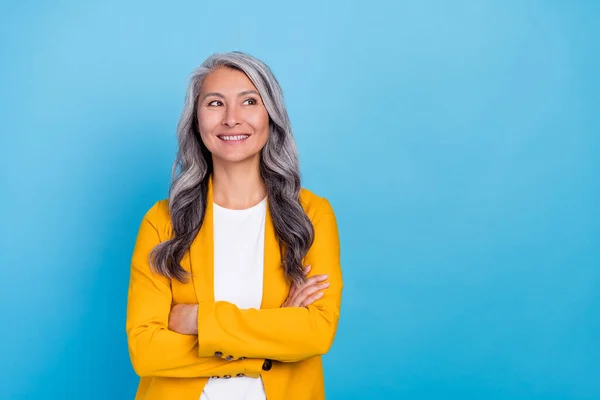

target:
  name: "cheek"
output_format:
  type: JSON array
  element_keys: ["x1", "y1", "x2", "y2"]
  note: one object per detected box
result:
[
  {"x1": 248, "y1": 109, "x2": 270, "y2": 134},
  {"x1": 197, "y1": 110, "x2": 220, "y2": 143}
]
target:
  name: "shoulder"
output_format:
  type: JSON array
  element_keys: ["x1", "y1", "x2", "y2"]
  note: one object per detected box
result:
[
  {"x1": 141, "y1": 199, "x2": 172, "y2": 236},
  {"x1": 299, "y1": 188, "x2": 336, "y2": 222}
]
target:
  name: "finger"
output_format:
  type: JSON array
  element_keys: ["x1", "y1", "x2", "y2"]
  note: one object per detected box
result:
[
  {"x1": 290, "y1": 282, "x2": 328, "y2": 308},
  {"x1": 297, "y1": 281, "x2": 329, "y2": 300},
  {"x1": 288, "y1": 279, "x2": 316, "y2": 307},
  {"x1": 304, "y1": 274, "x2": 329, "y2": 286},
  {"x1": 286, "y1": 271, "x2": 323, "y2": 307},
  {"x1": 288, "y1": 281, "x2": 298, "y2": 298},
  {"x1": 300, "y1": 291, "x2": 325, "y2": 307},
  {"x1": 289, "y1": 276, "x2": 326, "y2": 306},
  {"x1": 293, "y1": 268, "x2": 319, "y2": 295},
  {"x1": 291, "y1": 268, "x2": 312, "y2": 292},
  {"x1": 284, "y1": 282, "x2": 300, "y2": 307}
]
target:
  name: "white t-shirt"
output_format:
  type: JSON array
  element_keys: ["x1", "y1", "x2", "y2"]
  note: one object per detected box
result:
[{"x1": 200, "y1": 197, "x2": 268, "y2": 400}]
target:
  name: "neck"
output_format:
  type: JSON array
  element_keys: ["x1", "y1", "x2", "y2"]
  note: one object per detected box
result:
[{"x1": 211, "y1": 156, "x2": 267, "y2": 210}]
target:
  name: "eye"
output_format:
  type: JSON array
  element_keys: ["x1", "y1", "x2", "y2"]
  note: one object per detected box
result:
[
  {"x1": 243, "y1": 97, "x2": 258, "y2": 105},
  {"x1": 207, "y1": 100, "x2": 223, "y2": 106}
]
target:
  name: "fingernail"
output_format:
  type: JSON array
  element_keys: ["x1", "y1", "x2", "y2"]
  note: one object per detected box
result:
[
  {"x1": 317, "y1": 292, "x2": 324, "y2": 297},
  {"x1": 322, "y1": 282, "x2": 330, "y2": 287}
]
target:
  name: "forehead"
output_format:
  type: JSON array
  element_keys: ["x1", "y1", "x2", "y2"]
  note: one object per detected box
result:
[{"x1": 201, "y1": 67, "x2": 258, "y2": 94}]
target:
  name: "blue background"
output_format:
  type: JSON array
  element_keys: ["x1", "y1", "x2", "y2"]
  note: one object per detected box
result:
[{"x1": 1, "y1": 0, "x2": 599, "y2": 399}]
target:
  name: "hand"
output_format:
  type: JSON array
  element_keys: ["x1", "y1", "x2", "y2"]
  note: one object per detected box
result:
[
  {"x1": 168, "y1": 304, "x2": 198, "y2": 335},
  {"x1": 281, "y1": 265, "x2": 329, "y2": 308}
]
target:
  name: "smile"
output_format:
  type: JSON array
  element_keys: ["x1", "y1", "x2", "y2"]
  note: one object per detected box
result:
[{"x1": 218, "y1": 134, "x2": 250, "y2": 142}]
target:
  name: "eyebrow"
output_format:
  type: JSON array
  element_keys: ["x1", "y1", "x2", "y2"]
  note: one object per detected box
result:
[{"x1": 201, "y1": 90, "x2": 260, "y2": 102}]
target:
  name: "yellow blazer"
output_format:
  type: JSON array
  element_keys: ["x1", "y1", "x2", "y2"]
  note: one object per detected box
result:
[{"x1": 126, "y1": 177, "x2": 343, "y2": 400}]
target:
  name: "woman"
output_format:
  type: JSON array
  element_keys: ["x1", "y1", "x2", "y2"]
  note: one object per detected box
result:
[{"x1": 126, "y1": 51, "x2": 343, "y2": 400}]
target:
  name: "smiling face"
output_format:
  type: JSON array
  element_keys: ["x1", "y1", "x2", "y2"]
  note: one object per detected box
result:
[{"x1": 196, "y1": 67, "x2": 270, "y2": 166}]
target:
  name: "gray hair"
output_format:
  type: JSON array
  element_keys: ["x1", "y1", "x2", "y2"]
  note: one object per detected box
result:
[{"x1": 150, "y1": 51, "x2": 314, "y2": 284}]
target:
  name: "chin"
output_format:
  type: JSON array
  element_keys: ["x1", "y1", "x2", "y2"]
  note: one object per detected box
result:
[{"x1": 214, "y1": 152, "x2": 261, "y2": 165}]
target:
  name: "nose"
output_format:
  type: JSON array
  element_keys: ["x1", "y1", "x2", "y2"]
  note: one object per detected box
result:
[{"x1": 222, "y1": 105, "x2": 241, "y2": 128}]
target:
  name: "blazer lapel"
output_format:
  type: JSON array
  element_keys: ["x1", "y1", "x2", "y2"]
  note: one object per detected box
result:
[
  {"x1": 189, "y1": 176, "x2": 215, "y2": 303},
  {"x1": 261, "y1": 200, "x2": 287, "y2": 308}
]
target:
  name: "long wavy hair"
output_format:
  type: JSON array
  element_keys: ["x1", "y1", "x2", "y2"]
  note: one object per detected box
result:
[{"x1": 150, "y1": 51, "x2": 314, "y2": 285}]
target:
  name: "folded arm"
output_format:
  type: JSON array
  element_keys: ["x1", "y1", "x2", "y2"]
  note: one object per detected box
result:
[
  {"x1": 197, "y1": 199, "x2": 343, "y2": 363},
  {"x1": 126, "y1": 207, "x2": 265, "y2": 378}
]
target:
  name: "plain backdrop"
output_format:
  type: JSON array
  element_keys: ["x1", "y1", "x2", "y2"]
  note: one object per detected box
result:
[{"x1": 1, "y1": 0, "x2": 599, "y2": 399}]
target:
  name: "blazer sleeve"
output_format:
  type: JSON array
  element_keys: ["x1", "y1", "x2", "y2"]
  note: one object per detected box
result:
[
  {"x1": 196, "y1": 198, "x2": 343, "y2": 363},
  {"x1": 126, "y1": 204, "x2": 265, "y2": 378}
]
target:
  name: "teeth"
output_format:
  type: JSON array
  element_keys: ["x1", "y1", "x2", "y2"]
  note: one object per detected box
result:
[{"x1": 220, "y1": 135, "x2": 249, "y2": 141}]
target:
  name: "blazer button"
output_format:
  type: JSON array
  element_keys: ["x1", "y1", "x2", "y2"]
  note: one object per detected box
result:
[
  {"x1": 211, "y1": 376, "x2": 220, "y2": 379},
  {"x1": 214, "y1": 351, "x2": 223, "y2": 357},
  {"x1": 236, "y1": 373, "x2": 244, "y2": 377},
  {"x1": 223, "y1": 375, "x2": 231, "y2": 379},
  {"x1": 239, "y1": 357, "x2": 246, "y2": 360},
  {"x1": 262, "y1": 359, "x2": 272, "y2": 371},
  {"x1": 225, "y1": 355, "x2": 233, "y2": 360}
]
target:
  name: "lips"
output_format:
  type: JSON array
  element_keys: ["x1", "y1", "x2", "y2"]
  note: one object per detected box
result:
[{"x1": 217, "y1": 134, "x2": 250, "y2": 142}]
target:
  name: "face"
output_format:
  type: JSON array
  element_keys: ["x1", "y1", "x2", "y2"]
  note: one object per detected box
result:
[{"x1": 196, "y1": 67, "x2": 270, "y2": 165}]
